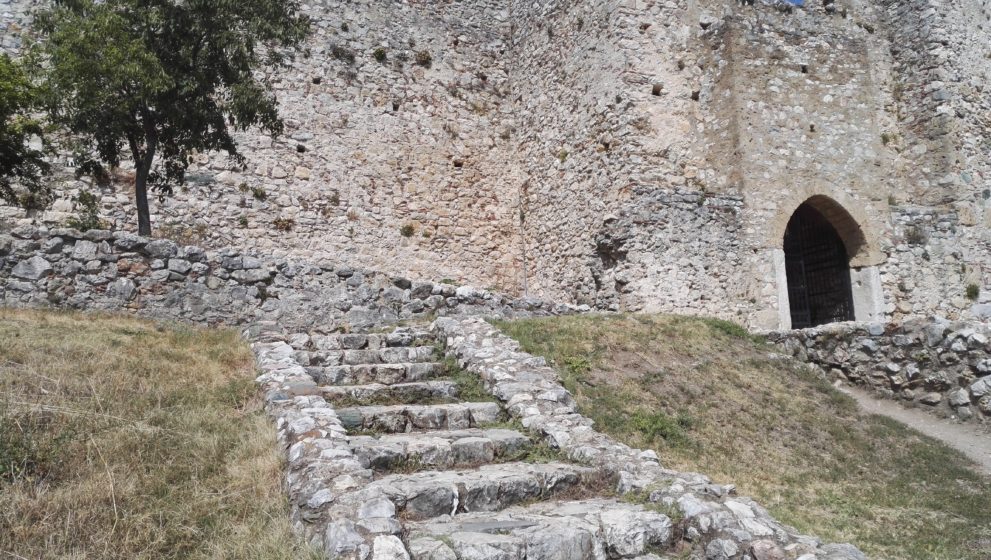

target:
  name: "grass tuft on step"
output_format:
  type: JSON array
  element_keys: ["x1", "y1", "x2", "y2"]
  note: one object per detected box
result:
[
  {"x1": 494, "y1": 313, "x2": 991, "y2": 560},
  {"x1": 0, "y1": 308, "x2": 319, "y2": 560}
]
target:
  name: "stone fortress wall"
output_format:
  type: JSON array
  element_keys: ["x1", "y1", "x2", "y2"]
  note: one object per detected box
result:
[{"x1": 2, "y1": 0, "x2": 991, "y2": 329}]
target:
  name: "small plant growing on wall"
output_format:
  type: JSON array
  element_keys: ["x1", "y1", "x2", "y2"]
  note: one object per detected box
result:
[
  {"x1": 414, "y1": 50, "x2": 432, "y2": 68},
  {"x1": 331, "y1": 44, "x2": 356, "y2": 64},
  {"x1": 904, "y1": 225, "x2": 927, "y2": 246},
  {"x1": 373, "y1": 47, "x2": 387, "y2": 63},
  {"x1": 238, "y1": 215, "x2": 248, "y2": 227},
  {"x1": 966, "y1": 284, "x2": 980, "y2": 301},
  {"x1": 399, "y1": 223, "x2": 416, "y2": 237},
  {"x1": 66, "y1": 190, "x2": 104, "y2": 231},
  {"x1": 251, "y1": 185, "x2": 267, "y2": 201},
  {"x1": 273, "y1": 217, "x2": 294, "y2": 232}
]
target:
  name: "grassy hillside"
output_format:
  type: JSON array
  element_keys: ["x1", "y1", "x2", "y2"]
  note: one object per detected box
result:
[
  {"x1": 0, "y1": 309, "x2": 318, "y2": 560},
  {"x1": 495, "y1": 314, "x2": 991, "y2": 560}
]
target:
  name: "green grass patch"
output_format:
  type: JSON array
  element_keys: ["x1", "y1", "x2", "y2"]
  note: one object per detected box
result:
[
  {"x1": 494, "y1": 313, "x2": 991, "y2": 560},
  {"x1": 0, "y1": 308, "x2": 319, "y2": 560},
  {"x1": 438, "y1": 354, "x2": 498, "y2": 403}
]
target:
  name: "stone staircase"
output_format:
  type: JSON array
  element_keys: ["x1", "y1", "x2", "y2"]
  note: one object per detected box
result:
[
  {"x1": 254, "y1": 320, "x2": 866, "y2": 560},
  {"x1": 273, "y1": 325, "x2": 687, "y2": 559}
]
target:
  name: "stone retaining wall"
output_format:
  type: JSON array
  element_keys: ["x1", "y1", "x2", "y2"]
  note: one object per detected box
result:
[
  {"x1": 0, "y1": 225, "x2": 571, "y2": 330},
  {"x1": 771, "y1": 320, "x2": 991, "y2": 424}
]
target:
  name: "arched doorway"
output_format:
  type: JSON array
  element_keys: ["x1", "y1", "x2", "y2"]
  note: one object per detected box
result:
[{"x1": 783, "y1": 202, "x2": 855, "y2": 328}]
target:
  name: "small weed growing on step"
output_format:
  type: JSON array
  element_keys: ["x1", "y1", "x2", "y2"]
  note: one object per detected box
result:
[
  {"x1": 438, "y1": 355, "x2": 498, "y2": 403},
  {"x1": 621, "y1": 489, "x2": 686, "y2": 523},
  {"x1": 385, "y1": 455, "x2": 426, "y2": 474}
]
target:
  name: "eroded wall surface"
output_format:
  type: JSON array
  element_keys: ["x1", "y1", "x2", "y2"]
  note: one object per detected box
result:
[
  {"x1": 2, "y1": 0, "x2": 990, "y2": 327},
  {"x1": 1, "y1": 0, "x2": 526, "y2": 291}
]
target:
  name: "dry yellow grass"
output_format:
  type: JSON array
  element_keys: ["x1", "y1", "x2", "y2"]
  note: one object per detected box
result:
[
  {"x1": 495, "y1": 313, "x2": 991, "y2": 560},
  {"x1": 0, "y1": 308, "x2": 319, "y2": 560}
]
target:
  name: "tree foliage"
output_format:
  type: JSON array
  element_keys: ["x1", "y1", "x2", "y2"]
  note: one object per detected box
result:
[
  {"x1": 0, "y1": 54, "x2": 50, "y2": 211},
  {"x1": 34, "y1": 0, "x2": 310, "y2": 235}
]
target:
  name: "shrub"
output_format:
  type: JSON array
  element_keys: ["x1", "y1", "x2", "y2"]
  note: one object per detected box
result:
[
  {"x1": 966, "y1": 284, "x2": 980, "y2": 301},
  {"x1": 905, "y1": 225, "x2": 927, "y2": 246},
  {"x1": 65, "y1": 190, "x2": 103, "y2": 232},
  {"x1": 331, "y1": 44, "x2": 356, "y2": 64},
  {"x1": 414, "y1": 50, "x2": 432, "y2": 68},
  {"x1": 272, "y1": 217, "x2": 294, "y2": 232}
]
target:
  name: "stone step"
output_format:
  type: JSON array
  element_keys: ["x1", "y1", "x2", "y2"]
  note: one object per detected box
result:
[
  {"x1": 337, "y1": 402, "x2": 503, "y2": 433},
  {"x1": 309, "y1": 329, "x2": 434, "y2": 351},
  {"x1": 321, "y1": 380, "x2": 460, "y2": 404},
  {"x1": 351, "y1": 462, "x2": 597, "y2": 522},
  {"x1": 301, "y1": 345, "x2": 438, "y2": 367},
  {"x1": 406, "y1": 499, "x2": 674, "y2": 560},
  {"x1": 308, "y1": 362, "x2": 444, "y2": 385},
  {"x1": 349, "y1": 428, "x2": 532, "y2": 470}
]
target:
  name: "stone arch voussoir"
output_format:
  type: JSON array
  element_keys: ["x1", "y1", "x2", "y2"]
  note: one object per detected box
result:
[{"x1": 770, "y1": 190, "x2": 883, "y2": 268}]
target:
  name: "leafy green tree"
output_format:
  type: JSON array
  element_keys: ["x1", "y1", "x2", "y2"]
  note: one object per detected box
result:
[
  {"x1": 34, "y1": 0, "x2": 310, "y2": 235},
  {"x1": 0, "y1": 54, "x2": 50, "y2": 212}
]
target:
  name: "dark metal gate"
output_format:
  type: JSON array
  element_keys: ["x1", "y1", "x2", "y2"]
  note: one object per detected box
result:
[{"x1": 784, "y1": 203, "x2": 854, "y2": 329}]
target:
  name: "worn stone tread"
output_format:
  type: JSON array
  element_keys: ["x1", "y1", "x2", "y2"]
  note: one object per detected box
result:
[
  {"x1": 309, "y1": 361, "x2": 444, "y2": 385},
  {"x1": 302, "y1": 345, "x2": 438, "y2": 367},
  {"x1": 349, "y1": 428, "x2": 531, "y2": 470},
  {"x1": 337, "y1": 401, "x2": 502, "y2": 432},
  {"x1": 406, "y1": 499, "x2": 674, "y2": 560},
  {"x1": 309, "y1": 330, "x2": 435, "y2": 351},
  {"x1": 321, "y1": 380, "x2": 459, "y2": 403},
  {"x1": 347, "y1": 462, "x2": 596, "y2": 521}
]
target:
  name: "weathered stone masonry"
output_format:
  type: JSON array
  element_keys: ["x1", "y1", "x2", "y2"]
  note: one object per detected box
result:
[
  {"x1": 0, "y1": 225, "x2": 568, "y2": 329},
  {"x1": 1, "y1": 0, "x2": 990, "y2": 329},
  {"x1": 772, "y1": 319, "x2": 991, "y2": 424}
]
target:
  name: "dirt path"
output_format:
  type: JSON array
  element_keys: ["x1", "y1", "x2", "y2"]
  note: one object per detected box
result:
[{"x1": 837, "y1": 384, "x2": 991, "y2": 476}]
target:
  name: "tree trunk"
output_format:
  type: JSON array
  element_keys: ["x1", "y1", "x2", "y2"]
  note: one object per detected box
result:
[
  {"x1": 130, "y1": 121, "x2": 158, "y2": 237},
  {"x1": 134, "y1": 164, "x2": 151, "y2": 236}
]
